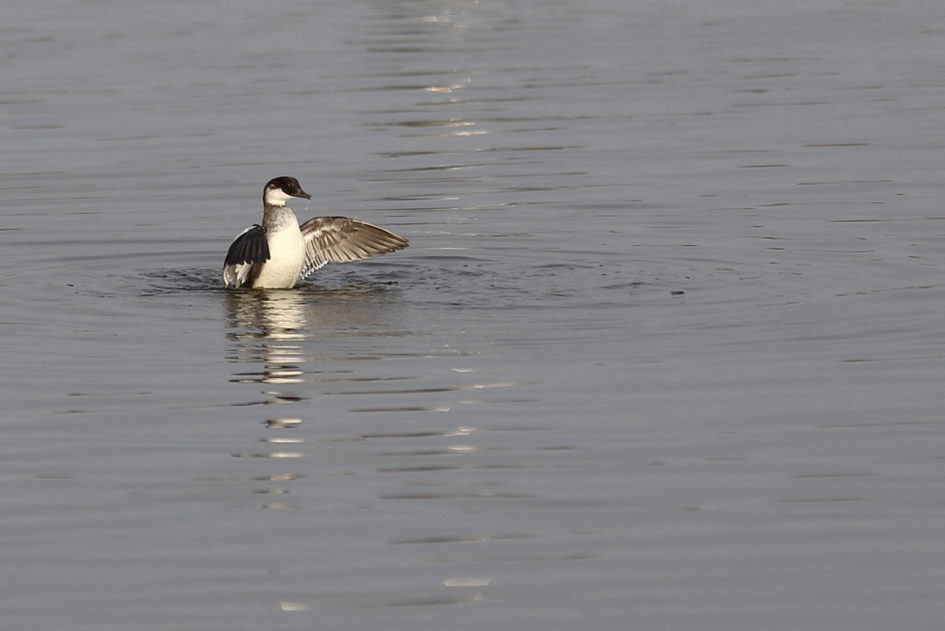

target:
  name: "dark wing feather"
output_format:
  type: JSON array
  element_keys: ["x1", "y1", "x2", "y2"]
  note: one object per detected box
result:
[
  {"x1": 223, "y1": 225, "x2": 270, "y2": 289},
  {"x1": 225, "y1": 225, "x2": 269, "y2": 266},
  {"x1": 299, "y1": 217, "x2": 408, "y2": 278}
]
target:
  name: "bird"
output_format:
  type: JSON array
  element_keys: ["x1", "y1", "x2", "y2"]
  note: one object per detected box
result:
[{"x1": 223, "y1": 176, "x2": 408, "y2": 289}]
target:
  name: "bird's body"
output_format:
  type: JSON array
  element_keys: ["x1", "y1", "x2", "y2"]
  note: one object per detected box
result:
[{"x1": 223, "y1": 176, "x2": 408, "y2": 289}]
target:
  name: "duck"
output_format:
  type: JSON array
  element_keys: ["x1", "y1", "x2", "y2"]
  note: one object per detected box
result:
[{"x1": 223, "y1": 176, "x2": 408, "y2": 289}]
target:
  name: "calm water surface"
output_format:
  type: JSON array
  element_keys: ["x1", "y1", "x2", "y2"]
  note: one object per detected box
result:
[{"x1": 2, "y1": 1, "x2": 945, "y2": 629}]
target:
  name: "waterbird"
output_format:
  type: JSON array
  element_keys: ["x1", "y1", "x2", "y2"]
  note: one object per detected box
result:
[{"x1": 223, "y1": 176, "x2": 408, "y2": 289}]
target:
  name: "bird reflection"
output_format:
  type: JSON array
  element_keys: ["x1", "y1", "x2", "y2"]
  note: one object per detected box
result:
[
  {"x1": 224, "y1": 289, "x2": 308, "y2": 344},
  {"x1": 223, "y1": 283, "x2": 404, "y2": 374}
]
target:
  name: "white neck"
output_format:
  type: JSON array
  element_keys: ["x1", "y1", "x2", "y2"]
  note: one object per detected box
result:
[{"x1": 264, "y1": 188, "x2": 293, "y2": 207}]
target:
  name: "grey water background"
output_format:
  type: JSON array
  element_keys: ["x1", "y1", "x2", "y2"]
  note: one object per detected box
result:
[{"x1": 2, "y1": 0, "x2": 944, "y2": 628}]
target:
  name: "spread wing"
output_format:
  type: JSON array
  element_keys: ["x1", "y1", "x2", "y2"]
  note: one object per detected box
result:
[
  {"x1": 223, "y1": 225, "x2": 269, "y2": 288},
  {"x1": 299, "y1": 217, "x2": 409, "y2": 278}
]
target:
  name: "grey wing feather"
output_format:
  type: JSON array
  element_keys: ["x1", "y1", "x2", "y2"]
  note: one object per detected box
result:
[
  {"x1": 299, "y1": 217, "x2": 409, "y2": 278},
  {"x1": 223, "y1": 225, "x2": 269, "y2": 288}
]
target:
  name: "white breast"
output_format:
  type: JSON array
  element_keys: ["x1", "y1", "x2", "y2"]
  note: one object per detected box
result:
[{"x1": 253, "y1": 225, "x2": 306, "y2": 289}]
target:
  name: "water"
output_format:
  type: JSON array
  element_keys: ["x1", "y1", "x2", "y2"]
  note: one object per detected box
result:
[{"x1": 2, "y1": 1, "x2": 945, "y2": 629}]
